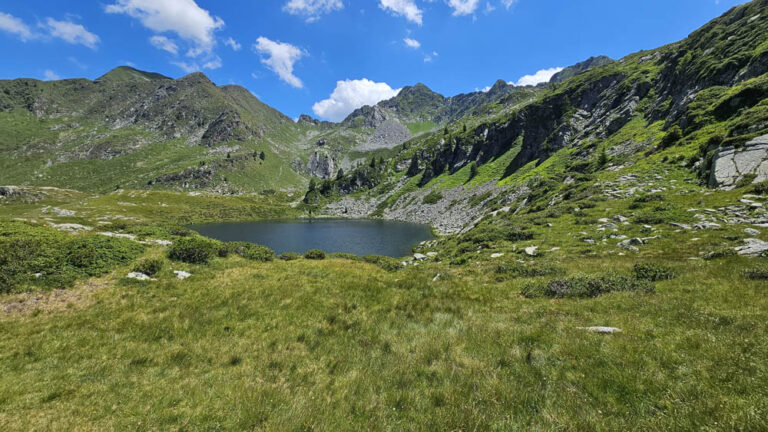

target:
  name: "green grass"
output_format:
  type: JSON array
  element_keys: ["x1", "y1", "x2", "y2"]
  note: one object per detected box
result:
[
  {"x1": 0, "y1": 249, "x2": 766, "y2": 430},
  {"x1": 406, "y1": 120, "x2": 437, "y2": 135}
]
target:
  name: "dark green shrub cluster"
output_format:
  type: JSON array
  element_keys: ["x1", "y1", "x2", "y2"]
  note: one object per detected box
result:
[
  {"x1": 633, "y1": 193, "x2": 665, "y2": 203},
  {"x1": 495, "y1": 262, "x2": 565, "y2": 280},
  {"x1": 0, "y1": 222, "x2": 144, "y2": 293},
  {"x1": 752, "y1": 181, "x2": 768, "y2": 195},
  {"x1": 133, "y1": 258, "x2": 163, "y2": 276},
  {"x1": 304, "y1": 249, "x2": 326, "y2": 260},
  {"x1": 279, "y1": 252, "x2": 300, "y2": 261},
  {"x1": 633, "y1": 263, "x2": 676, "y2": 281},
  {"x1": 422, "y1": 190, "x2": 444, "y2": 205},
  {"x1": 224, "y1": 242, "x2": 275, "y2": 262},
  {"x1": 362, "y1": 255, "x2": 402, "y2": 272},
  {"x1": 742, "y1": 267, "x2": 768, "y2": 280},
  {"x1": 521, "y1": 273, "x2": 655, "y2": 298},
  {"x1": 659, "y1": 126, "x2": 683, "y2": 149},
  {"x1": 168, "y1": 237, "x2": 219, "y2": 264}
]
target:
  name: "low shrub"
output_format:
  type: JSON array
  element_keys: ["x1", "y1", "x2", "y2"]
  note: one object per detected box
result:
[
  {"x1": 362, "y1": 255, "x2": 402, "y2": 272},
  {"x1": 521, "y1": 273, "x2": 655, "y2": 298},
  {"x1": 751, "y1": 181, "x2": 768, "y2": 195},
  {"x1": 742, "y1": 266, "x2": 768, "y2": 280},
  {"x1": 633, "y1": 263, "x2": 676, "y2": 281},
  {"x1": 168, "y1": 237, "x2": 219, "y2": 264},
  {"x1": 133, "y1": 258, "x2": 163, "y2": 276},
  {"x1": 304, "y1": 249, "x2": 326, "y2": 260},
  {"x1": 279, "y1": 252, "x2": 300, "y2": 261},
  {"x1": 0, "y1": 222, "x2": 144, "y2": 293},
  {"x1": 226, "y1": 242, "x2": 275, "y2": 262}
]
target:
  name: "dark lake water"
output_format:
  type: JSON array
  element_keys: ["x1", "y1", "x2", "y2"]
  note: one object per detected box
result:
[{"x1": 189, "y1": 219, "x2": 435, "y2": 258}]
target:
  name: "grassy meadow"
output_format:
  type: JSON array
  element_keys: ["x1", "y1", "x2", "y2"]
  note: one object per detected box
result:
[{"x1": 1, "y1": 182, "x2": 767, "y2": 431}]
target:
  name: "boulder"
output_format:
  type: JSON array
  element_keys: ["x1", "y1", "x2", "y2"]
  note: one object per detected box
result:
[
  {"x1": 709, "y1": 134, "x2": 768, "y2": 189},
  {"x1": 127, "y1": 272, "x2": 154, "y2": 281},
  {"x1": 173, "y1": 270, "x2": 192, "y2": 280},
  {"x1": 413, "y1": 253, "x2": 428, "y2": 261},
  {"x1": 524, "y1": 246, "x2": 538, "y2": 256},
  {"x1": 735, "y1": 238, "x2": 768, "y2": 257},
  {"x1": 578, "y1": 326, "x2": 622, "y2": 334}
]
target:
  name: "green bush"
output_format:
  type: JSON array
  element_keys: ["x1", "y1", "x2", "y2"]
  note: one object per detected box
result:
[
  {"x1": 65, "y1": 236, "x2": 144, "y2": 277},
  {"x1": 0, "y1": 222, "x2": 144, "y2": 293},
  {"x1": 168, "y1": 237, "x2": 219, "y2": 264},
  {"x1": 279, "y1": 252, "x2": 300, "y2": 261},
  {"x1": 133, "y1": 258, "x2": 164, "y2": 276},
  {"x1": 633, "y1": 263, "x2": 676, "y2": 281},
  {"x1": 304, "y1": 249, "x2": 326, "y2": 260},
  {"x1": 751, "y1": 181, "x2": 768, "y2": 195},
  {"x1": 521, "y1": 273, "x2": 655, "y2": 298},
  {"x1": 225, "y1": 242, "x2": 275, "y2": 262},
  {"x1": 659, "y1": 125, "x2": 683, "y2": 148},
  {"x1": 422, "y1": 190, "x2": 444, "y2": 205},
  {"x1": 362, "y1": 255, "x2": 402, "y2": 272}
]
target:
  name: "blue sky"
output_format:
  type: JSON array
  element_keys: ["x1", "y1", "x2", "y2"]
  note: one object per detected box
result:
[{"x1": 0, "y1": 0, "x2": 748, "y2": 121}]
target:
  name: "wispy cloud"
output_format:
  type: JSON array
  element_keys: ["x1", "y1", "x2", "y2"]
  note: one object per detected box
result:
[{"x1": 254, "y1": 37, "x2": 306, "y2": 88}]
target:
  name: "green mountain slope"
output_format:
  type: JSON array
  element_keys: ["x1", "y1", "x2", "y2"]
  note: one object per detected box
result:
[
  {"x1": 0, "y1": 68, "x2": 307, "y2": 193},
  {"x1": 310, "y1": 0, "x2": 768, "y2": 232}
]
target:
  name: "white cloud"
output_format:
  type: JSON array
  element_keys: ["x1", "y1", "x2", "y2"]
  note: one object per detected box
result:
[
  {"x1": 379, "y1": 0, "x2": 423, "y2": 25},
  {"x1": 424, "y1": 51, "x2": 438, "y2": 62},
  {"x1": 313, "y1": 78, "x2": 401, "y2": 122},
  {"x1": 403, "y1": 37, "x2": 420, "y2": 49},
  {"x1": 43, "y1": 70, "x2": 61, "y2": 81},
  {"x1": 172, "y1": 54, "x2": 222, "y2": 73},
  {"x1": 484, "y1": 2, "x2": 496, "y2": 13},
  {"x1": 501, "y1": 0, "x2": 519, "y2": 9},
  {"x1": 283, "y1": 0, "x2": 343, "y2": 20},
  {"x1": 150, "y1": 35, "x2": 178, "y2": 54},
  {"x1": 224, "y1": 37, "x2": 241, "y2": 51},
  {"x1": 447, "y1": 0, "x2": 480, "y2": 16},
  {"x1": 0, "y1": 12, "x2": 32, "y2": 41},
  {"x1": 513, "y1": 67, "x2": 563, "y2": 86},
  {"x1": 45, "y1": 18, "x2": 100, "y2": 49},
  {"x1": 254, "y1": 37, "x2": 306, "y2": 88},
  {"x1": 105, "y1": 0, "x2": 224, "y2": 56}
]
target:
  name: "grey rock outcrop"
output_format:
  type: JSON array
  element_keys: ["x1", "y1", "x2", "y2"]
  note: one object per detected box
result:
[
  {"x1": 307, "y1": 150, "x2": 336, "y2": 179},
  {"x1": 709, "y1": 134, "x2": 768, "y2": 189},
  {"x1": 735, "y1": 238, "x2": 768, "y2": 257}
]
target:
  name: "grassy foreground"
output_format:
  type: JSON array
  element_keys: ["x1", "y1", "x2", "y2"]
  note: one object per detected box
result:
[
  {"x1": 1, "y1": 185, "x2": 767, "y2": 430},
  {"x1": 1, "y1": 249, "x2": 767, "y2": 430}
]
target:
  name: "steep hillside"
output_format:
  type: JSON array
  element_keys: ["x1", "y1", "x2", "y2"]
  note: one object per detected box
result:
[
  {"x1": 0, "y1": 68, "x2": 308, "y2": 193},
  {"x1": 310, "y1": 0, "x2": 768, "y2": 233}
]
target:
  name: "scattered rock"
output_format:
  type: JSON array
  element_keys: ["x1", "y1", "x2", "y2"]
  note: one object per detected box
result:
[
  {"x1": 524, "y1": 246, "x2": 538, "y2": 256},
  {"x1": 735, "y1": 238, "x2": 768, "y2": 257},
  {"x1": 693, "y1": 222, "x2": 722, "y2": 230},
  {"x1": 744, "y1": 228, "x2": 761, "y2": 236},
  {"x1": 490, "y1": 253, "x2": 505, "y2": 258},
  {"x1": 126, "y1": 272, "x2": 155, "y2": 281},
  {"x1": 413, "y1": 253, "x2": 428, "y2": 261},
  {"x1": 173, "y1": 270, "x2": 192, "y2": 280},
  {"x1": 578, "y1": 326, "x2": 622, "y2": 334}
]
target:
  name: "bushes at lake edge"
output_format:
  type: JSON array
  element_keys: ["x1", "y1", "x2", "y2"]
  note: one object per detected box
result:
[
  {"x1": 168, "y1": 237, "x2": 219, "y2": 264},
  {"x1": 304, "y1": 249, "x2": 326, "y2": 260}
]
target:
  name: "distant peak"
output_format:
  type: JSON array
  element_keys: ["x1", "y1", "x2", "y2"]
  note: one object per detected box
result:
[
  {"x1": 95, "y1": 66, "x2": 171, "y2": 83},
  {"x1": 178, "y1": 72, "x2": 214, "y2": 85}
]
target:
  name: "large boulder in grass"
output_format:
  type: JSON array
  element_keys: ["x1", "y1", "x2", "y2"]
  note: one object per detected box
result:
[
  {"x1": 709, "y1": 134, "x2": 768, "y2": 189},
  {"x1": 735, "y1": 238, "x2": 768, "y2": 257}
]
